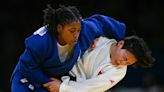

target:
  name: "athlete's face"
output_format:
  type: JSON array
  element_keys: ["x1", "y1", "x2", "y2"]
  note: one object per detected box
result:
[
  {"x1": 111, "y1": 41, "x2": 137, "y2": 66},
  {"x1": 57, "y1": 21, "x2": 81, "y2": 45}
]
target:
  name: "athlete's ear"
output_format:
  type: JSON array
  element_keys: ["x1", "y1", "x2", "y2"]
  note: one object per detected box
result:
[
  {"x1": 118, "y1": 40, "x2": 125, "y2": 48},
  {"x1": 90, "y1": 40, "x2": 96, "y2": 48}
]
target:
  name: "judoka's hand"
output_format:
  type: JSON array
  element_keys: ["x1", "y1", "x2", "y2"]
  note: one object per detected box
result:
[
  {"x1": 43, "y1": 78, "x2": 61, "y2": 92},
  {"x1": 90, "y1": 38, "x2": 98, "y2": 48}
]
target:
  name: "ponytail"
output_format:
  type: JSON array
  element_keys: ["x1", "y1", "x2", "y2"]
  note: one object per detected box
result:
[
  {"x1": 43, "y1": 4, "x2": 57, "y2": 38},
  {"x1": 43, "y1": 4, "x2": 82, "y2": 38}
]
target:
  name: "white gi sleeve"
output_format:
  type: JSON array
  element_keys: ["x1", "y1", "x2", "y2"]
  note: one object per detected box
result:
[{"x1": 59, "y1": 65, "x2": 127, "y2": 92}]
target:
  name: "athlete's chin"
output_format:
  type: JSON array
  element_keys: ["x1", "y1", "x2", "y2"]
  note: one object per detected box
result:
[
  {"x1": 72, "y1": 40, "x2": 78, "y2": 44},
  {"x1": 69, "y1": 41, "x2": 77, "y2": 45},
  {"x1": 113, "y1": 64, "x2": 126, "y2": 67}
]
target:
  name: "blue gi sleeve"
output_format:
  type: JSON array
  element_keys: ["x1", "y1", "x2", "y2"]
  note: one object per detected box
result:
[
  {"x1": 84, "y1": 14, "x2": 125, "y2": 41},
  {"x1": 79, "y1": 14, "x2": 126, "y2": 52},
  {"x1": 19, "y1": 35, "x2": 50, "y2": 84}
]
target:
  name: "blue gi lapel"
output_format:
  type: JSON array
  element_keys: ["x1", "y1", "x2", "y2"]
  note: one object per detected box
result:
[{"x1": 51, "y1": 38, "x2": 81, "y2": 77}]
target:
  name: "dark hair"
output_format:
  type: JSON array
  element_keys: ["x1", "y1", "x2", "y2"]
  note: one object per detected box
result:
[
  {"x1": 43, "y1": 4, "x2": 82, "y2": 38},
  {"x1": 122, "y1": 35, "x2": 155, "y2": 68}
]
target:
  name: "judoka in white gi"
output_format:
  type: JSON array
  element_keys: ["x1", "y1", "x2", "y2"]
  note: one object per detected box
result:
[{"x1": 43, "y1": 36, "x2": 155, "y2": 92}]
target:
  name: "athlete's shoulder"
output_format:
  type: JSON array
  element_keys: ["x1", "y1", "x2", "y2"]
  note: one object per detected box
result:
[
  {"x1": 33, "y1": 26, "x2": 48, "y2": 36},
  {"x1": 95, "y1": 37, "x2": 117, "y2": 47},
  {"x1": 26, "y1": 26, "x2": 51, "y2": 43},
  {"x1": 25, "y1": 26, "x2": 52, "y2": 51}
]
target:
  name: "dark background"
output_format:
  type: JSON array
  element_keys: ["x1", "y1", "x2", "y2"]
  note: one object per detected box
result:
[{"x1": 1, "y1": 0, "x2": 164, "y2": 92}]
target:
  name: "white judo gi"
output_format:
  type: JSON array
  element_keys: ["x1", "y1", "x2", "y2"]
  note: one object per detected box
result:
[{"x1": 59, "y1": 37, "x2": 127, "y2": 92}]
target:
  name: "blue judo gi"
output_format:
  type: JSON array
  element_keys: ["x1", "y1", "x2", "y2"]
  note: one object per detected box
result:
[{"x1": 11, "y1": 14, "x2": 125, "y2": 92}]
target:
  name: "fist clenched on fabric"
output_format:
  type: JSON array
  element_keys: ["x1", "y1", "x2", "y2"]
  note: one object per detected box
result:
[
  {"x1": 90, "y1": 38, "x2": 99, "y2": 48},
  {"x1": 43, "y1": 78, "x2": 61, "y2": 92}
]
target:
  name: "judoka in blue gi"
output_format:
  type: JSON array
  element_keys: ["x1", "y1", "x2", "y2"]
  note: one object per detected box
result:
[{"x1": 11, "y1": 5, "x2": 125, "y2": 92}]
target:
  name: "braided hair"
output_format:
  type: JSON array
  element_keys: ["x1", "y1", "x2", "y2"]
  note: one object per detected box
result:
[{"x1": 43, "y1": 4, "x2": 82, "y2": 38}]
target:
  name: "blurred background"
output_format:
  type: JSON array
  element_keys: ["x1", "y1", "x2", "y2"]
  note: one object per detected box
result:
[{"x1": 1, "y1": 0, "x2": 164, "y2": 92}]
